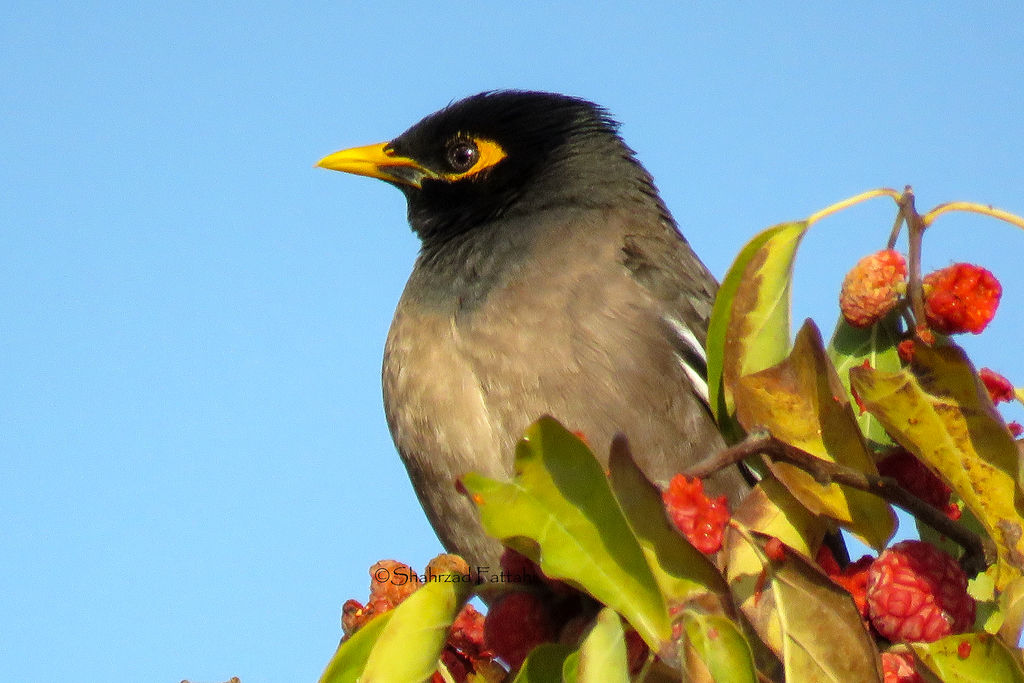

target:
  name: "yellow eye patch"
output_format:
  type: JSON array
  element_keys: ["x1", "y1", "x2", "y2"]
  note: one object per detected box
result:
[{"x1": 440, "y1": 138, "x2": 507, "y2": 182}]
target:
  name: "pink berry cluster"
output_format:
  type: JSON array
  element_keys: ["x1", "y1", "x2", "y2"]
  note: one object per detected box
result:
[
  {"x1": 662, "y1": 474, "x2": 731, "y2": 554},
  {"x1": 343, "y1": 549, "x2": 647, "y2": 678},
  {"x1": 818, "y1": 540, "x2": 976, "y2": 681},
  {"x1": 341, "y1": 557, "x2": 494, "y2": 682},
  {"x1": 839, "y1": 250, "x2": 1002, "y2": 336},
  {"x1": 840, "y1": 249, "x2": 1020, "y2": 459}
]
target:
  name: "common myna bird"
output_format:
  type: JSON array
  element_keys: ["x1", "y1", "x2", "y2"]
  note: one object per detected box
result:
[{"x1": 318, "y1": 91, "x2": 749, "y2": 570}]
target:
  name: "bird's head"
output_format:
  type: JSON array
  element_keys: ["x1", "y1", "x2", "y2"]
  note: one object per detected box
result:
[{"x1": 318, "y1": 91, "x2": 661, "y2": 246}]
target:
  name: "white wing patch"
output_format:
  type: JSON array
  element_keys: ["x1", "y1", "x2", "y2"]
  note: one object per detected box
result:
[{"x1": 663, "y1": 314, "x2": 710, "y2": 406}]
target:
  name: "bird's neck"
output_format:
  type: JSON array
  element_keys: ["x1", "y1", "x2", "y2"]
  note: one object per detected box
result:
[
  {"x1": 407, "y1": 189, "x2": 672, "y2": 316},
  {"x1": 407, "y1": 212, "x2": 544, "y2": 313}
]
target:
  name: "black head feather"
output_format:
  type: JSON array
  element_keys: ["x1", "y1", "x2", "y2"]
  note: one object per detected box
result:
[{"x1": 387, "y1": 91, "x2": 667, "y2": 245}]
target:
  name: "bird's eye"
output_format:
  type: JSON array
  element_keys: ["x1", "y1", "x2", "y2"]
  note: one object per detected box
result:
[{"x1": 446, "y1": 140, "x2": 480, "y2": 172}]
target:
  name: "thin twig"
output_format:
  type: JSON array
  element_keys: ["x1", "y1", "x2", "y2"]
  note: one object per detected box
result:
[
  {"x1": 685, "y1": 431, "x2": 993, "y2": 573},
  {"x1": 898, "y1": 188, "x2": 931, "y2": 340},
  {"x1": 924, "y1": 201, "x2": 1024, "y2": 231},
  {"x1": 686, "y1": 431, "x2": 774, "y2": 478},
  {"x1": 805, "y1": 187, "x2": 903, "y2": 226},
  {"x1": 886, "y1": 207, "x2": 905, "y2": 250}
]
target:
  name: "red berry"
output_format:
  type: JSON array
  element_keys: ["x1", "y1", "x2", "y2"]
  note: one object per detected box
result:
[
  {"x1": 499, "y1": 548, "x2": 542, "y2": 585},
  {"x1": 840, "y1": 250, "x2": 908, "y2": 328},
  {"x1": 881, "y1": 651, "x2": 924, "y2": 682},
  {"x1": 765, "y1": 537, "x2": 786, "y2": 561},
  {"x1": 816, "y1": 545, "x2": 842, "y2": 576},
  {"x1": 483, "y1": 592, "x2": 557, "y2": 671},
  {"x1": 1010, "y1": 422, "x2": 1023, "y2": 438},
  {"x1": 816, "y1": 543, "x2": 875, "y2": 612},
  {"x1": 958, "y1": 639, "x2": 972, "y2": 659},
  {"x1": 923, "y1": 263, "x2": 1002, "y2": 335},
  {"x1": 449, "y1": 604, "x2": 489, "y2": 659},
  {"x1": 980, "y1": 368, "x2": 1016, "y2": 404},
  {"x1": 914, "y1": 324, "x2": 936, "y2": 346},
  {"x1": 897, "y1": 339, "x2": 916, "y2": 364},
  {"x1": 876, "y1": 450, "x2": 953, "y2": 516},
  {"x1": 867, "y1": 541, "x2": 975, "y2": 642},
  {"x1": 342, "y1": 559, "x2": 427, "y2": 639},
  {"x1": 426, "y1": 553, "x2": 471, "y2": 583},
  {"x1": 662, "y1": 475, "x2": 730, "y2": 554},
  {"x1": 833, "y1": 555, "x2": 874, "y2": 619},
  {"x1": 499, "y1": 548, "x2": 576, "y2": 596},
  {"x1": 624, "y1": 629, "x2": 650, "y2": 675},
  {"x1": 341, "y1": 599, "x2": 369, "y2": 636},
  {"x1": 369, "y1": 559, "x2": 421, "y2": 608},
  {"x1": 341, "y1": 594, "x2": 392, "y2": 638},
  {"x1": 437, "y1": 646, "x2": 472, "y2": 683}
]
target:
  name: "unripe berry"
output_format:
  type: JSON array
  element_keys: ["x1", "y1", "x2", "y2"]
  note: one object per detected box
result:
[{"x1": 840, "y1": 250, "x2": 907, "y2": 328}]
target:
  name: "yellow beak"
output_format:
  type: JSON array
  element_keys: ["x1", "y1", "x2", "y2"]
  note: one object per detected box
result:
[{"x1": 316, "y1": 142, "x2": 433, "y2": 188}]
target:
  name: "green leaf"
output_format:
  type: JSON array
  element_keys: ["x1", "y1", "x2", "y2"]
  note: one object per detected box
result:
[
  {"x1": 319, "y1": 562, "x2": 470, "y2": 683},
  {"x1": 576, "y1": 608, "x2": 630, "y2": 683},
  {"x1": 733, "y1": 477, "x2": 827, "y2": 559},
  {"x1": 826, "y1": 314, "x2": 902, "y2": 447},
  {"x1": 734, "y1": 320, "x2": 896, "y2": 549},
  {"x1": 561, "y1": 651, "x2": 580, "y2": 682},
  {"x1": 850, "y1": 342, "x2": 1024, "y2": 588},
  {"x1": 912, "y1": 633, "x2": 1024, "y2": 682},
  {"x1": 680, "y1": 611, "x2": 757, "y2": 683},
  {"x1": 512, "y1": 643, "x2": 574, "y2": 683},
  {"x1": 607, "y1": 436, "x2": 730, "y2": 611},
  {"x1": 708, "y1": 221, "x2": 809, "y2": 424},
  {"x1": 319, "y1": 611, "x2": 393, "y2": 683},
  {"x1": 969, "y1": 570, "x2": 1003, "y2": 635},
  {"x1": 722, "y1": 479, "x2": 825, "y2": 663},
  {"x1": 461, "y1": 417, "x2": 671, "y2": 650},
  {"x1": 724, "y1": 525, "x2": 882, "y2": 682}
]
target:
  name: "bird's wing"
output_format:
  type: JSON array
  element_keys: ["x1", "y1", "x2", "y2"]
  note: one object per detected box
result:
[{"x1": 618, "y1": 219, "x2": 719, "y2": 408}]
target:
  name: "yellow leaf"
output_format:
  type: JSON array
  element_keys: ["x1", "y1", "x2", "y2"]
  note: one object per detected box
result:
[
  {"x1": 851, "y1": 342, "x2": 1024, "y2": 588},
  {"x1": 724, "y1": 524, "x2": 882, "y2": 682},
  {"x1": 708, "y1": 221, "x2": 809, "y2": 423},
  {"x1": 734, "y1": 320, "x2": 896, "y2": 549}
]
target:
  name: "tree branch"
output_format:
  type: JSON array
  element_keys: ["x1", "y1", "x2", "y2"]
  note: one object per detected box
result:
[{"x1": 685, "y1": 431, "x2": 994, "y2": 573}]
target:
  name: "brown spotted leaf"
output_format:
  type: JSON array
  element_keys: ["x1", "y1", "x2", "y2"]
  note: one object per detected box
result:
[
  {"x1": 708, "y1": 221, "x2": 809, "y2": 425},
  {"x1": 850, "y1": 342, "x2": 1024, "y2": 588},
  {"x1": 734, "y1": 320, "x2": 896, "y2": 550},
  {"x1": 723, "y1": 523, "x2": 882, "y2": 682},
  {"x1": 679, "y1": 610, "x2": 758, "y2": 683},
  {"x1": 912, "y1": 632, "x2": 1024, "y2": 682}
]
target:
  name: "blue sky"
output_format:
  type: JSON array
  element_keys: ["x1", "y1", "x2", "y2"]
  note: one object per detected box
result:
[{"x1": 3, "y1": 3, "x2": 1023, "y2": 681}]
